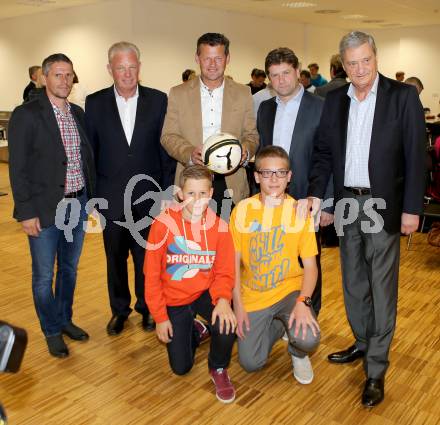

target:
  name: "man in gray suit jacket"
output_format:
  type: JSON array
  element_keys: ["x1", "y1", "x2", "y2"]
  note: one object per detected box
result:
[{"x1": 257, "y1": 48, "x2": 333, "y2": 316}]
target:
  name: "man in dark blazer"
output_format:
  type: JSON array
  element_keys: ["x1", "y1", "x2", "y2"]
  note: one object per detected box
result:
[
  {"x1": 257, "y1": 47, "x2": 333, "y2": 317},
  {"x1": 305, "y1": 32, "x2": 425, "y2": 407},
  {"x1": 85, "y1": 42, "x2": 176, "y2": 336},
  {"x1": 9, "y1": 54, "x2": 95, "y2": 358}
]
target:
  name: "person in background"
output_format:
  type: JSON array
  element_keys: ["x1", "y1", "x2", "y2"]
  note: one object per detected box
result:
[
  {"x1": 315, "y1": 54, "x2": 348, "y2": 98},
  {"x1": 404, "y1": 76, "x2": 424, "y2": 96},
  {"x1": 299, "y1": 70, "x2": 316, "y2": 93},
  {"x1": 22, "y1": 65, "x2": 41, "y2": 102},
  {"x1": 25, "y1": 67, "x2": 45, "y2": 103},
  {"x1": 182, "y1": 69, "x2": 196, "y2": 83},
  {"x1": 395, "y1": 71, "x2": 405, "y2": 82},
  {"x1": 247, "y1": 68, "x2": 267, "y2": 95},
  {"x1": 308, "y1": 63, "x2": 327, "y2": 87}
]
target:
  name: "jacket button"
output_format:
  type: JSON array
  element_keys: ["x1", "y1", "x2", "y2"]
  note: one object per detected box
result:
[{"x1": 60, "y1": 184, "x2": 65, "y2": 188}]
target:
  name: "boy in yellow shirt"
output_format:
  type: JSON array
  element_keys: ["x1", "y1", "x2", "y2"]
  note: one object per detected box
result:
[{"x1": 230, "y1": 146, "x2": 320, "y2": 384}]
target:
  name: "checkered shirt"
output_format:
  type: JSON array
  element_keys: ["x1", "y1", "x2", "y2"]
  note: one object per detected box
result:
[{"x1": 52, "y1": 101, "x2": 84, "y2": 194}]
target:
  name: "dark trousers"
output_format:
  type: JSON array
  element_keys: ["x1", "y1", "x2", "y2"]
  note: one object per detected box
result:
[
  {"x1": 211, "y1": 174, "x2": 234, "y2": 220},
  {"x1": 102, "y1": 214, "x2": 149, "y2": 317},
  {"x1": 166, "y1": 290, "x2": 235, "y2": 375},
  {"x1": 312, "y1": 231, "x2": 322, "y2": 316},
  {"x1": 338, "y1": 191, "x2": 400, "y2": 379}
]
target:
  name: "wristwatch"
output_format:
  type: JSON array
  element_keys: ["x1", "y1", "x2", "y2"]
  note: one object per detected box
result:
[{"x1": 296, "y1": 295, "x2": 312, "y2": 307}]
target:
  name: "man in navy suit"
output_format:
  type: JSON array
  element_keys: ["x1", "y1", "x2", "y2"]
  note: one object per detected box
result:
[
  {"x1": 257, "y1": 47, "x2": 333, "y2": 318},
  {"x1": 304, "y1": 31, "x2": 425, "y2": 406},
  {"x1": 85, "y1": 42, "x2": 176, "y2": 336}
]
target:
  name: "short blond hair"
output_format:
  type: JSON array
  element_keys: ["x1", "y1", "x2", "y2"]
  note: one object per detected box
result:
[
  {"x1": 179, "y1": 165, "x2": 213, "y2": 188},
  {"x1": 108, "y1": 41, "x2": 140, "y2": 63}
]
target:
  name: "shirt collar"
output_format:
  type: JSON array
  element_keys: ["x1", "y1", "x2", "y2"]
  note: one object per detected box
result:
[
  {"x1": 275, "y1": 83, "x2": 304, "y2": 106},
  {"x1": 114, "y1": 85, "x2": 139, "y2": 100},
  {"x1": 347, "y1": 72, "x2": 379, "y2": 101},
  {"x1": 51, "y1": 99, "x2": 71, "y2": 115},
  {"x1": 200, "y1": 77, "x2": 225, "y2": 94}
]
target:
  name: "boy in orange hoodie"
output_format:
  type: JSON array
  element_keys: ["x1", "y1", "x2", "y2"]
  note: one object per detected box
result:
[{"x1": 144, "y1": 165, "x2": 237, "y2": 403}]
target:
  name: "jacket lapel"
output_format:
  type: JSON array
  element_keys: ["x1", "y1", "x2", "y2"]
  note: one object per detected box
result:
[
  {"x1": 264, "y1": 98, "x2": 277, "y2": 146},
  {"x1": 110, "y1": 85, "x2": 130, "y2": 146},
  {"x1": 340, "y1": 89, "x2": 351, "y2": 171},
  {"x1": 188, "y1": 78, "x2": 203, "y2": 144},
  {"x1": 38, "y1": 93, "x2": 65, "y2": 153},
  {"x1": 369, "y1": 74, "x2": 390, "y2": 166}
]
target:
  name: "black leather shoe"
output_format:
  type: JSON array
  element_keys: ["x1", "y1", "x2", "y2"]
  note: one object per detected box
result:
[
  {"x1": 106, "y1": 315, "x2": 127, "y2": 335},
  {"x1": 142, "y1": 313, "x2": 155, "y2": 332},
  {"x1": 62, "y1": 322, "x2": 89, "y2": 341},
  {"x1": 328, "y1": 345, "x2": 365, "y2": 363},
  {"x1": 46, "y1": 335, "x2": 69, "y2": 358},
  {"x1": 362, "y1": 378, "x2": 384, "y2": 407}
]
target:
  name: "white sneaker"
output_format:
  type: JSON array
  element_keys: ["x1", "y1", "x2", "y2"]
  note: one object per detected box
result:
[{"x1": 292, "y1": 354, "x2": 314, "y2": 384}]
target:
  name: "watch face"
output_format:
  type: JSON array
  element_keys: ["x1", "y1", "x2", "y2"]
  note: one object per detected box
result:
[{"x1": 304, "y1": 297, "x2": 312, "y2": 307}]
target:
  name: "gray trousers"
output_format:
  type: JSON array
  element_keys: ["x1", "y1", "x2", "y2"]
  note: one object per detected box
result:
[
  {"x1": 337, "y1": 191, "x2": 400, "y2": 379},
  {"x1": 238, "y1": 291, "x2": 321, "y2": 373}
]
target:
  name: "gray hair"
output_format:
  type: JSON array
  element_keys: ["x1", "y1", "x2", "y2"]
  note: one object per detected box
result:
[
  {"x1": 108, "y1": 41, "x2": 140, "y2": 63},
  {"x1": 339, "y1": 31, "x2": 377, "y2": 60}
]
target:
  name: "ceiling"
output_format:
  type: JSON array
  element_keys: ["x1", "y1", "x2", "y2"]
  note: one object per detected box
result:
[
  {"x1": 0, "y1": 0, "x2": 439, "y2": 29},
  {"x1": 0, "y1": 0, "x2": 108, "y2": 20},
  {"x1": 165, "y1": 0, "x2": 440, "y2": 29}
]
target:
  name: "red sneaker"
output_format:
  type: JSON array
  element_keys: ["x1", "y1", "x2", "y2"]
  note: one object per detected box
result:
[
  {"x1": 194, "y1": 318, "x2": 210, "y2": 344},
  {"x1": 210, "y1": 368, "x2": 236, "y2": 403}
]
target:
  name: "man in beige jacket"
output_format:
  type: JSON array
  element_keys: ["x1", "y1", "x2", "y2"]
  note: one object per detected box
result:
[{"x1": 161, "y1": 33, "x2": 259, "y2": 215}]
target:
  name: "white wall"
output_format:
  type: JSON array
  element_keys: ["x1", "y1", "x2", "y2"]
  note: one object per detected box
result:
[
  {"x1": 371, "y1": 26, "x2": 440, "y2": 113},
  {"x1": 0, "y1": 0, "x2": 343, "y2": 111}
]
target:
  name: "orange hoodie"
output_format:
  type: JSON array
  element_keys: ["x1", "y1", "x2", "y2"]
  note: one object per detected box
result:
[{"x1": 144, "y1": 207, "x2": 235, "y2": 323}]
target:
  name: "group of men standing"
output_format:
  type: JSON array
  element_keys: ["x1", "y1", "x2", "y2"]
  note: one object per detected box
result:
[{"x1": 8, "y1": 30, "x2": 425, "y2": 408}]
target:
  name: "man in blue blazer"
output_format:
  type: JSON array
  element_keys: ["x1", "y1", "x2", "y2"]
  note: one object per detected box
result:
[
  {"x1": 306, "y1": 31, "x2": 426, "y2": 406},
  {"x1": 257, "y1": 47, "x2": 333, "y2": 318},
  {"x1": 85, "y1": 42, "x2": 176, "y2": 336}
]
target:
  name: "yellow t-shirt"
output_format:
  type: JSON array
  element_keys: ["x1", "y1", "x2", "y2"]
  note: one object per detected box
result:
[{"x1": 230, "y1": 194, "x2": 318, "y2": 312}]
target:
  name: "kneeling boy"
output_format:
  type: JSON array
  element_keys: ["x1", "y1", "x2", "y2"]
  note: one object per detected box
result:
[
  {"x1": 145, "y1": 165, "x2": 237, "y2": 403},
  {"x1": 230, "y1": 146, "x2": 320, "y2": 384}
]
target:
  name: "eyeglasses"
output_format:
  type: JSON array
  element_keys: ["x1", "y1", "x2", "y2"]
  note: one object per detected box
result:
[{"x1": 257, "y1": 169, "x2": 289, "y2": 178}]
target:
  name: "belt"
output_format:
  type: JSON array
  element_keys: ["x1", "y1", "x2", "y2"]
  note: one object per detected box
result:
[
  {"x1": 64, "y1": 188, "x2": 85, "y2": 198},
  {"x1": 344, "y1": 186, "x2": 371, "y2": 196}
]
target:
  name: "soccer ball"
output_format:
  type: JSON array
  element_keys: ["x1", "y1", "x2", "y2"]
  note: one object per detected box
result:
[{"x1": 202, "y1": 133, "x2": 242, "y2": 175}]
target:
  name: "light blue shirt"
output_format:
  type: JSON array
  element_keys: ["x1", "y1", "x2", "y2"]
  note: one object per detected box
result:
[
  {"x1": 344, "y1": 73, "x2": 379, "y2": 188},
  {"x1": 273, "y1": 85, "x2": 304, "y2": 155}
]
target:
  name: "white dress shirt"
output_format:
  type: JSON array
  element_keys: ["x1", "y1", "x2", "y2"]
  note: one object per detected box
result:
[
  {"x1": 273, "y1": 85, "x2": 304, "y2": 155},
  {"x1": 114, "y1": 85, "x2": 139, "y2": 145},
  {"x1": 200, "y1": 78, "x2": 224, "y2": 143},
  {"x1": 344, "y1": 73, "x2": 379, "y2": 188}
]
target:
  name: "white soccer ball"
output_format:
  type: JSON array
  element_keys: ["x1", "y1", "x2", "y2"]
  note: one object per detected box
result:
[{"x1": 202, "y1": 133, "x2": 242, "y2": 175}]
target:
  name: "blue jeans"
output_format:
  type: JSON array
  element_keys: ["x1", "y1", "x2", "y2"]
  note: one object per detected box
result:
[{"x1": 28, "y1": 193, "x2": 88, "y2": 337}]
